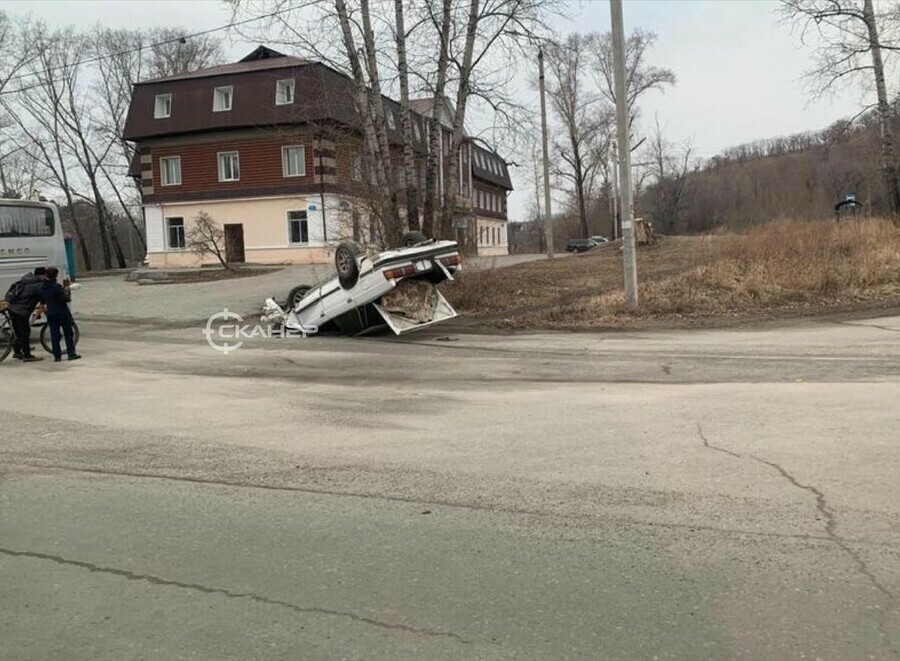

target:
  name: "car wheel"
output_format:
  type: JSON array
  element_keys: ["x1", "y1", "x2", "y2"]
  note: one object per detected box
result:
[
  {"x1": 401, "y1": 230, "x2": 428, "y2": 247},
  {"x1": 335, "y1": 241, "x2": 361, "y2": 290},
  {"x1": 286, "y1": 285, "x2": 312, "y2": 310}
]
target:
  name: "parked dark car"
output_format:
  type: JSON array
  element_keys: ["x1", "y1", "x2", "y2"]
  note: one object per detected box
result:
[{"x1": 565, "y1": 238, "x2": 598, "y2": 253}]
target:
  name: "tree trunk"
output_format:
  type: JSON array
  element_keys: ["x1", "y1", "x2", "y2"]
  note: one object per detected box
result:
[
  {"x1": 440, "y1": 0, "x2": 480, "y2": 241},
  {"x1": 423, "y1": 0, "x2": 452, "y2": 237},
  {"x1": 395, "y1": 0, "x2": 419, "y2": 232},
  {"x1": 101, "y1": 164, "x2": 146, "y2": 251},
  {"x1": 360, "y1": 0, "x2": 402, "y2": 244},
  {"x1": 864, "y1": 0, "x2": 900, "y2": 219}
]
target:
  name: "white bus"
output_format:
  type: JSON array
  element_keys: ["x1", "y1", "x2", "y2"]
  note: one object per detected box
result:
[{"x1": 0, "y1": 199, "x2": 70, "y2": 296}]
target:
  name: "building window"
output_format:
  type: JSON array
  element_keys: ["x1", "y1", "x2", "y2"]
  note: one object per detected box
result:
[
  {"x1": 167, "y1": 217, "x2": 185, "y2": 249},
  {"x1": 154, "y1": 94, "x2": 172, "y2": 119},
  {"x1": 276, "y1": 79, "x2": 294, "y2": 105},
  {"x1": 218, "y1": 151, "x2": 240, "y2": 182},
  {"x1": 288, "y1": 210, "x2": 309, "y2": 244},
  {"x1": 351, "y1": 151, "x2": 363, "y2": 181},
  {"x1": 413, "y1": 120, "x2": 421, "y2": 141},
  {"x1": 386, "y1": 110, "x2": 396, "y2": 131},
  {"x1": 159, "y1": 156, "x2": 181, "y2": 186},
  {"x1": 213, "y1": 86, "x2": 233, "y2": 112},
  {"x1": 282, "y1": 145, "x2": 306, "y2": 177}
]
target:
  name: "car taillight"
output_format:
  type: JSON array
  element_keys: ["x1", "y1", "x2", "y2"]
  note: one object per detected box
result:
[
  {"x1": 383, "y1": 264, "x2": 417, "y2": 280},
  {"x1": 440, "y1": 254, "x2": 462, "y2": 266}
]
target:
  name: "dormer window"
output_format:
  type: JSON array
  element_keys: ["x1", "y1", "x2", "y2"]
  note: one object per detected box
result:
[
  {"x1": 154, "y1": 94, "x2": 172, "y2": 119},
  {"x1": 276, "y1": 79, "x2": 294, "y2": 105},
  {"x1": 213, "y1": 86, "x2": 233, "y2": 112}
]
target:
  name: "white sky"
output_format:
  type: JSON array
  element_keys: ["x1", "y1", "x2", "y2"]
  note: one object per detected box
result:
[{"x1": 1, "y1": 0, "x2": 866, "y2": 221}]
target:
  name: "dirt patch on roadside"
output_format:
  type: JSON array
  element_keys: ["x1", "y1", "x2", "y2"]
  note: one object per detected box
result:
[
  {"x1": 443, "y1": 219, "x2": 900, "y2": 331},
  {"x1": 135, "y1": 267, "x2": 280, "y2": 285}
]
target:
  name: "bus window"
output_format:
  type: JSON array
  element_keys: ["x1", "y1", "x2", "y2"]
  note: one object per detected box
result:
[{"x1": 0, "y1": 205, "x2": 56, "y2": 237}]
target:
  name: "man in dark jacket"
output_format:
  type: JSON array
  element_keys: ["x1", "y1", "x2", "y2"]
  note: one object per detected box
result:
[
  {"x1": 5, "y1": 267, "x2": 47, "y2": 362},
  {"x1": 40, "y1": 267, "x2": 80, "y2": 362}
]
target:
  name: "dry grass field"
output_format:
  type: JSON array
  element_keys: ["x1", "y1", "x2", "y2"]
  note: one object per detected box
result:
[{"x1": 443, "y1": 218, "x2": 900, "y2": 330}]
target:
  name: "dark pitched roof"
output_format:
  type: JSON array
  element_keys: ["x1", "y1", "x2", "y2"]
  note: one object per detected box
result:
[
  {"x1": 240, "y1": 45, "x2": 287, "y2": 61},
  {"x1": 136, "y1": 52, "x2": 309, "y2": 85},
  {"x1": 471, "y1": 143, "x2": 512, "y2": 190}
]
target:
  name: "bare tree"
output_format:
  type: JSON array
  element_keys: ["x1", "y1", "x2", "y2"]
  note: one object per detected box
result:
[
  {"x1": 395, "y1": 0, "x2": 420, "y2": 231},
  {"x1": 187, "y1": 211, "x2": 230, "y2": 269},
  {"x1": 1, "y1": 25, "x2": 97, "y2": 269},
  {"x1": 231, "y1": 0, "x2": 552, "y2": 243},
  {"x1": 543, "y1": 33, "x2": 614, "y2": 238},
  {"x1": 781, "y1": 0, "x2": 900, "y2": 219},
  {"x1": 422, "y1": 0, "x2": 453, "y2": 235},
  {"x1": 436, "y1": 0, "x2": 552, "y2": 240},
  {"x1": 146, "y1": 28, "x2": 224, "y2": 78},
  {"x1": 591, "y1": 28, "x2": 675, "y2": 134},
  {"x1": 44, "y1": 30, "x2": 127, "y2": 269},
  {"x1": 644, "y1": 117, "x2": 693, "y2": 233},
  {"x1": 93, "y1": 27, "x2": 148, "y2": 251}
]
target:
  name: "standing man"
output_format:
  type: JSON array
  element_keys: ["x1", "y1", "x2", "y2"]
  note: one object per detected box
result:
[
  {"x1": 40, "y1": 267, "x2": 80, "y2": 363},
  {"x1": 4, "y1": 267, "x2": 47, "y2": 362}
]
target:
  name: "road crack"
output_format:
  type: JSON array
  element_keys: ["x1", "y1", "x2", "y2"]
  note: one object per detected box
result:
[
  {"x1": 696, "y1": 423, "x2": 742, "y2": 458},
  {"x1": 0, "y1": 547, "x2": 471, "y2": 644},
  {"x1": 697, "y1": 425, "x2": 898, "y2": 656}
]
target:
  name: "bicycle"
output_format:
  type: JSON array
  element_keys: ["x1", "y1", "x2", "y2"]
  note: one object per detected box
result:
[{"x1": 0, "y1": 301, "x2": 80, "y2": 363}]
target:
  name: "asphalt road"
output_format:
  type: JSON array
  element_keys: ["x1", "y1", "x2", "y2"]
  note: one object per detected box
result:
[{"x1": 1, "y1": 315, "x2": 899, "y2": 660}]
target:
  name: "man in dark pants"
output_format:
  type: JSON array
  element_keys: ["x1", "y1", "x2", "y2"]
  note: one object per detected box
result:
[
  {"x1": 5, "y1": 267, "x2": 47, "y2": 362},
  {"x1": 40, "y1": 267, "x2": 80, "y2": 363}
]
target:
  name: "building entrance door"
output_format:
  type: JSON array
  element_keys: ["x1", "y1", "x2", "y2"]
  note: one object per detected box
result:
[{"x1": 224, "y1": 224, "x2": 245, "y2": 263}]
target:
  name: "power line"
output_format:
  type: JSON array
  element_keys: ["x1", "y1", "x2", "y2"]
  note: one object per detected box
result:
[{"x1": 0, "y1": 5, "x2": 302, "y2": 97}]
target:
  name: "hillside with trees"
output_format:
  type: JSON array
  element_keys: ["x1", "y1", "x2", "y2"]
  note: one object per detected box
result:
[{"x1": 529, "y1": 0, "x2": 900, "y2": 245}]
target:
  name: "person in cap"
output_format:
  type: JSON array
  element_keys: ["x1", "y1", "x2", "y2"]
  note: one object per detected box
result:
[{"x1": 40, "y1": 266, "x2": 80, "y2": 362}]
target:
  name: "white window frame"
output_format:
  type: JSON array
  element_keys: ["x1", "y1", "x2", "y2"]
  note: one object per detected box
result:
[
  {"x1": 386, "y1": 110, "x2": 396, "y2": 131},
  {"x1": 413, "y1": 120, "x2": 421, "y2": 141},
  {"x1": 287, "y1": 210, "x2": 309, "y2": 245},
  {"x1": 275, "y1": 78, "x2": 295, "y2": 105},
  {"x1": 154, "y1": 93, "x2": 172, "y2": 119},
  {"x1": 159, "y1": 156, "x2": 181, "y2": 186},
  {"x1": 213, "y1": 86, "x2": 233, "y2": 112},
  {"x1": 281, "y1": 145, "x2": 306, "y2": 178},
  {"x1": 217, "y1": 151, "x2": 240, "y2": 182},
  {"x1": 166, "y1": 217, "x2": 185, "y2": 249}
]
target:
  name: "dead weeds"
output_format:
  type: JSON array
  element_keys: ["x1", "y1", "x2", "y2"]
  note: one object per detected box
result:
[{"x1": 443, "y1": 218, "x2": 900, "y2": 330}]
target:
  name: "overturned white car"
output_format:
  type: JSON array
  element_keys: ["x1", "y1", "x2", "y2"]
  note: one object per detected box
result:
[{"x1": 262, "y1": 234, "x2": 462, "y2": 336}]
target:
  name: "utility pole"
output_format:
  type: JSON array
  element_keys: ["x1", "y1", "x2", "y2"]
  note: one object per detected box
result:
[
  {"x1": 534, "y1": 152, "x2": 544, "y2": 252},
  {"x1": 610, "y1": 141, "x2": 619, "y2": 241},
  {"x1": 610, "y1": 0, "x2": 638, "y2": 307},
  {"x1": 538, "y1": 45, "x2": 554, "y2": 259}
]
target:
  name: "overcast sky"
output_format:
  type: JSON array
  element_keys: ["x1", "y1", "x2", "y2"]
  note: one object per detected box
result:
[{"x1": 2, "y1": 0, "x2": 866, "y2": 221}]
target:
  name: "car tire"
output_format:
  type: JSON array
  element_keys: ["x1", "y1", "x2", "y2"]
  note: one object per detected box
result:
[
  {"x1": 286, "y1": 285, "x2": 312, "y2": 310},
  {"x1": 335, "y1": 241, "x2": 361, "y2": 290},
  {"x1": 401, "y1": 230, "x2": 428, "y2": 247}
]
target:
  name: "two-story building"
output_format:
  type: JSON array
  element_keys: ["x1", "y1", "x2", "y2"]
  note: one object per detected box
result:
[{"x1": 123, "y1": 46, "x2": 513, "y2": 267}]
